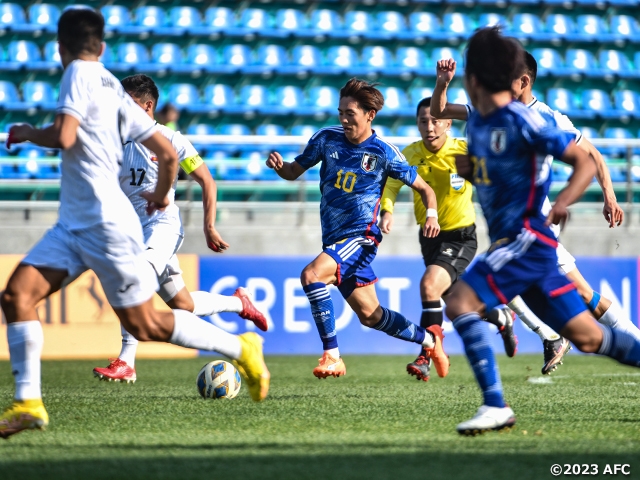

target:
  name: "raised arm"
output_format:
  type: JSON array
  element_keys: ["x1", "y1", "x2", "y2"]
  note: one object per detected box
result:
[
  {"x1": 410, "y1": 175, "x2": 440, "y2": 238},
  {"x1": 265, "y1": 151, "x2": 307, "y2": 180},
  {"x1": 189, "y1": 163, "x2": 229, "y2": 252},
  {"x1": 431, "y1": 59, "x2": 470, "y2": 121}
]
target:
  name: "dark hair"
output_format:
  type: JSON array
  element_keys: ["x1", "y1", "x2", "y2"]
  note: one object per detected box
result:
[
  {"x1": 121, "y1": 74, "x2": 160, "y2": 106},
  {"x1": 465, "y1": 26, "x2": 525, "y2": 94},
  {"x1": 416, "y1": 97, "x2": 431, "y2": 116},
  {"x1": 339, "y1": 78, "x2": 384, "y2": 112},
  {"x1": 523, "y1": 51, "x2": 538, "y2": 85},
  {"x1": 58, "y1": 8, "x2": 104, "y2": 56}
]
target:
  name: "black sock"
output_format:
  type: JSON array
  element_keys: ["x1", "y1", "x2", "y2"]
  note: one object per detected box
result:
[{"x1": 420, "y1": 300, "x2": 443, "y2": 329}]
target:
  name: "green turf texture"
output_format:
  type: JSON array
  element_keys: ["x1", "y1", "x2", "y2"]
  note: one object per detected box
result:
[{"x1": 1, "y1": 355, "x2": 639, "y2": 480}]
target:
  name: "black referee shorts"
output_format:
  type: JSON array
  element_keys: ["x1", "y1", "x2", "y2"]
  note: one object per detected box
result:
[{"x1": 418, "y1": 224, "x2": 478, "y2": 284}]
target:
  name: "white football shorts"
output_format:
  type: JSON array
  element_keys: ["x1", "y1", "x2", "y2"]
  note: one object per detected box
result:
[
  {"x1": 22, "y1": 221, "x2": 158, "y2": 308},
  {"x1": 142, "y1": 219, "x2": 186, "y2": 302}
]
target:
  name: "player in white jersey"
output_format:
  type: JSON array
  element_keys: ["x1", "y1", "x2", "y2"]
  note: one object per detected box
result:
[
  {"x1": 0, "y1": 9, "x2": 269, "y2": 440},
  {"x1": 431, "y1": 53, "x2": 640, "y2": 374},
  {"x1": 93, "y1": 74, "x2": 268, "y2": 383}
]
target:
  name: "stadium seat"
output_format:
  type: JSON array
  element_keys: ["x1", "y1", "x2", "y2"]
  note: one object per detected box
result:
[
  {"x1": 375, "y1": 11, "x2": 407, "y2": 39},
  {"x1": 256, "y1": 124, "x2": 286, "y2": 137},
  {"x1": 396, "y1": 125, "x2": 420, "y2": 137},
  {"x1": 167, "y1": 84, "x2": 200, "y2": 112},
  {"x1": 307, "y1": 86, "x2": 339, "y2": 113},
  {"x1": 615, "y1": 90, "x2": 640, "y2": 118},
  {"x1": 551, "y1": 162, "x2": 572, "y2": 183},
  {"x1": 609, "y1": 15, "x2": 640, "y2": 42},
  {"x1": 27, "y1": 4, "x2": 60, "y2": 33},
  {"x1": 22, "y1": 81, "x2": 56, "y2": 110},
  {"x1": 336, "y1": 11, "x2": 373, "y2": 38},
  {"x1": 303, "y1": 9, "x2": 341, "y2": 37},
  {"x1": 121, "y1": 6, "x2": 166, "y2": 35},
  {"x1": 0, "y1": 4, "x2": 27, "y2": 32},
  {"x1": 166, "y1": 6, "x2": 201, "y2": 32},
  {"x1": 278, "y1": 45, "x2": 321, "y2": 75},
  {"x1": 243, "y1": 44, "x2": 287, "y2": 75},
  {"x1": 186, "y1": 123, "x2": 215, "y2": 154},
  {"x1": 315, "y1": 46, "x2": 358, "y2": 75},
  {"x1": 477, "y1": 13, "x2": 508, "y2": 28},
  {"x1": 578, "y1": 126, "x2": 598, "y2": 139},
  {"x1": 216, "y1": 44, "x2": 251, "y2": 74},
  {"x1": 100, "y1": 5, "x2": 130, "y2": 32},
  {"x1": 448, "y1": 88, "x2": 470, "y2": 106},
  {"x1": 214, "y1": 124, "x2": 251, "y2": 155},
  {"x1": 226, "y1": 8, "x2": 273, "y2": 38},
  {"x1": 431, "y1": 47, "x2": 463, "y2": 69},
  {"x1": 184, "y1": 44, "x2": 217, "y2": 72},
  {"x1": 99, "y1": 45, "x2": 115, "y2": 66},
  {"x1": 191, "y1": 7, "x2": 234, "y2": 36},
  {"x1": 509, "y1": 14, "x2": 544, "y2": 40},
  {"x1": 291, "y1": 125, "x2": 319, "y2": 137},
  {"x1": 275, "y1": 9, "x2": 305, "y2": 34},
  {"x1": 116, "y1": 42, "x2": 149, "y2": 69},
  {"x1": 222, "y1": 85, "x2": 267, "y2": 115},
  {"x1": 42, "y1": 41, "x2": 62, "y2": 69},
  {"x1": 532, "y1": 90, "x2": 545, "y2": 103},
  {"x1": 442, "y1": 13, "x2": 473, "y2": 39},
  {"x1": 0, "y1": 81, "x2": 23, "y2": 111},
  {"x1": 531, "y1": 48, "x2": 565, "y2": 77},
  {"x1": 395, "y1": 47, "x2": 429, "y2": 76},
  {"x1": 354, "y1": 46, "x2": 393, "y2": 75},
  {"x1": 448, "y1": 126, "x2": 463, "y2": 138},
  {"x1": 410, "y1": 87, "x2": 434, "y2": 107},
  {"x1": 546, "y1": 88, "x2": 583, "y2": 118},
  {"x1": 271, "y1": 86, "x2": 304, "y2": 114},
  {"x1": 197, "y1": 84, "x2": 234, "y2": 114},
  {"x1": 575, "y1": 15, "x2": 607, "y2": 40},
  {"x1": 582, "y1": 89, "x2": 615, "y2": 118},
  {"x1": 599, "y1": 50, "x2": 632, "y2": 78},
  {"x1": 373, "y1": 125, "x2": 391, "y2": 137},
  {"x1": 545, "y1": 14, "x2": 576, "y2": 41},
  {"x1": 405, "y1": 12, "x2": 441, "y2": 40},
  {"x1": 565, "y1": 49, "x2": 599, "y2": 77},
  {"x1": 145, "y1": 43, "x2": 183, "y2": 73},
  {"x1": 5, "y1": 41, "x2": 41, "y2": 71},
  {"x1": 603, "y1": 128, "x2": 634, "y2": 156},
  {"x1": 377, "y1": 87, "x2": 412, "y2": 117}
]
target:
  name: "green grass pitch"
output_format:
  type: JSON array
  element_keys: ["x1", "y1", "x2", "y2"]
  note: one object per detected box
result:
[{"x1": 1, "y1": 355, "x2": 639, "y2": 480}]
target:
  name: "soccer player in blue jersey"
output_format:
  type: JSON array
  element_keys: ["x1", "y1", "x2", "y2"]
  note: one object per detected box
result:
[
  {"x1": 444, "y1": 27, "x2": 640, "y2": 435},
  {"x1": 266, "y1": 78, "x2": 448, "y2": 379}
]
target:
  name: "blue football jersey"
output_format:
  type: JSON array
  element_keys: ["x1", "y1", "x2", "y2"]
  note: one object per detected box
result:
[
  {"x1": 466, "y1": 101, "x2": 574, "y2": 244},
  {"x1": 296, "y1": 126, "x2": 417, "y2": 246}
]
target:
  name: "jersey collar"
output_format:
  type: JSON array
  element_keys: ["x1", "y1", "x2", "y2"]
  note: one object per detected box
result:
[
  {"x1": 421, "y1": 135, "x2": 453, "y2": 157},
  {"x1": 526, "y1": 97, "x2": 538, "y2": 108}
]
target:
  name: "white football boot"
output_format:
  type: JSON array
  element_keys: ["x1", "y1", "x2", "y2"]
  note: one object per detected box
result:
[{"x1": 456, "y1": 405, "x2": 516, "y2": 436}]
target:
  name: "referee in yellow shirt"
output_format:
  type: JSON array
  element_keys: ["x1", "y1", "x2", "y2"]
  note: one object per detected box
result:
[{"x1": 380, "y1": 97, "x2": 477, "y2": 381}]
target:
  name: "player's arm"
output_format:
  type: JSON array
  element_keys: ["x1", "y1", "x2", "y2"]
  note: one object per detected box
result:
[
  {"x1": 379, "y1": 177, "x2": 404, "y2": 234},
  {"x1": 578, "y1": 137, "x2": 623, "y2": 227},
  {"x1": 547, "y1": 142, "x2": 596, "y2": 227},
  {"x1": 431, "y1": 59, "x2": 469, "y2": 121},
  {"x1": 6, "y1": 114, "x2": 80, "y2": 149},
  {"x1": 265, "y1": 151, "x2": 307, "y2": 180},
  {"x1": 139, "y1": 132, "x2": 179, "y2": 212},
  {"x1": 410, "y1": 175, "x2": 440, "y2": 238},
  {"x1": 188, "y1": 162, "x2": 229, "y2": 252}
]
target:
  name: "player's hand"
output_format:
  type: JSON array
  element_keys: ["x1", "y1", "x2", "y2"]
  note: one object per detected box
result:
[
  {"x1": 455, "y1": 154, "x2": 473, "y2": 182},
  {"x1": 436, "y1": 58, "x2": 457, "y2": 86},
  {"x1": 266, "y1": 151, "x2": 284, "y2": 170},
  {"x1": 423, "y1": 217, "x2": 440, "y2": 238},
  {"x1": 140, "y1": 191, "x2": 170, "y2": 215},
  {"x1": 205, "y1": 226, "x2": 229, "y2": 253},
  {"x1": 546, "y1": 203, "x2": 570, "y2": 230},
  {"x1": 379, "y1": 211, "x2": 393, "y2": 234},
  {"x1": 603, "y1": 198, "x2": 624, "y2": 228},
  {"x1": 6, "y1": 123, "x2": 34, "y2": 149}
]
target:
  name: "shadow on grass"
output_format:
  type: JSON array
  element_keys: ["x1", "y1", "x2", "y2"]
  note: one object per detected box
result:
[{"x1": 1, "y1": 450, "x2": 636, "y2": 480}]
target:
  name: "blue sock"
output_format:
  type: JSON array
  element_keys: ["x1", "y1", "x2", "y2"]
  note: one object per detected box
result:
[
  {"x1": 597, "y1": 324, "x2": 640, "y2": 367},
  {"x1": 303, "y1": 282, "x2": 337, "y2": 350},
  {"x1": 371, "y1": 307, "x2": 426, "y2": 345},
  {"x1": 587, "y1": 291, "x2": 601, "y2": 314},
  {"x1": 453, "y1": 313, "x2": 505, "y2": 408}
]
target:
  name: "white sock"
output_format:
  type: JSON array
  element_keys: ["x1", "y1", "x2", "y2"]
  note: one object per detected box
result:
[
  {"x1": 598, "y1": 303, "x2": 640, "y2": 340},
  {"x1": 169, "y1": 309, "x2": 242, "y2": 359},
  {"x1": 7, "y1": 321, "x2": 44, "y2": 401},
  {"x1": 508, "y1": 297, "x2": 561, "y2": 341},
  {"x1": 422, "y1": 331, "x2": 435, "y2": 348},
  {"x1": 191, "y1": 291, "x2": 242, "y2": 316},
  {"x1": 118, "y1": 324, "x2": 138, "y2": 367},
  {"x1": 326, "y1": 347, "x2": 340, "y2": 359}
]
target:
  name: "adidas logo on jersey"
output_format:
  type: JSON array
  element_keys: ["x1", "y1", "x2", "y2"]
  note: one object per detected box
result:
[{"x1": 330, "y1": 152, "x2": 339, "y2": 159}]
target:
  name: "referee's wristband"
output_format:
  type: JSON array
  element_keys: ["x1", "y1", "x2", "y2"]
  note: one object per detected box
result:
[{"x1": 426, "y1": 208, "x2": 438, "y2": 219}]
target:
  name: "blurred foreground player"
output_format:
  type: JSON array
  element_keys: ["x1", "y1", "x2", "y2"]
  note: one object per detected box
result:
[
  {"x1": 445, "y1": 27, "x2": 640, "y2": 435},
  {"x1": 266, "y1": 78, "x2": 448, "y2": 379},
  {"x1": 0, "y1": 9, "x2": 269, "y2": 439},
  {"x1": 94, "y1": 74, "x2": 268, "y2": 383}
]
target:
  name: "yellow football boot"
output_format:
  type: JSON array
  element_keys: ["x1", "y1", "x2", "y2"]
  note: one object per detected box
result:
[
  {"x1": 232, "y1": 333, "x2": 270, "y2": 402},
  {"x1": 0, "y1": 399, "x2": 49, "y2": 439}
]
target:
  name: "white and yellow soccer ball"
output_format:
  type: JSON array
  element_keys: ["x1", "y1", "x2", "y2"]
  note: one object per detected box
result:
[{"x1": 196, "y1": 360, "x2": 242, "y2": 399}]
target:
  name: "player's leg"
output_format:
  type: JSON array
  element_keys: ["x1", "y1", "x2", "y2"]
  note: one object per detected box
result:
[{"x1": 300, "y1": 251, "x2": 342, "y2": 378}]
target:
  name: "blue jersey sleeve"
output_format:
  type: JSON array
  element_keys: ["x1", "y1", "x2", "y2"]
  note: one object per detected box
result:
[
  {"x1": 384, "y1": 144, "x2": 418, "y2": 186},
  {"x1": 294, "y1": 130, "x2": 325, "y2": 170},
  {"x1": 521, "y1": 111, "x2": 574, "y2": 160}
]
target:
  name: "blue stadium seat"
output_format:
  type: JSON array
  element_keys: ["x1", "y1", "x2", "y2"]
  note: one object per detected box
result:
[
  {"x1": 226, "y1": 8, "x2": 274, "y2": 38},
  {"x1": 22, "y1": 81, "x2": 56, "y2": 110},
  {"x1": 599, "y1": 50, "x2": 632, "y2": 78},
  {"x1": 303, "y1": 9, "x2": 341, "y2": 37},
  {"x1": 404, "y1": 12, "x2": 440, "y2": 40},
  {"x1": 27, "y1": 4, "x2": 60, "y2": 33},
  {"x1": 578, "y1": 126, "x2": 598, "y2": 140},
  {"x1": 546, "y1": 88, "x2": 583, "y2": 118},
  {"x1": 582, "y1": 89, "x2": 615, "y2": 118},
  {"x1": 431, "y1": 47, "x2": 463, "y2": 69},
  {"x1": 184, "y1": 44, "x2": 217, "y2": 72},
  {"x1": 0, "y1": 81, "x2": 22, "y2": 111},
  {"x1": 575, "y1": 15, "x2": 607, "y2": 41},
  {"x1": 222, "y1": 85, "x2": 267, "y2": 115},
  {"x1": 410, "y1": 88, "x2": 434, "y2": 108},
  {"x1": 275, "y1": 9, "x2": 306, "y2": 34},
  {"x1": 531, "y1": 48, "x2": 566, "y2": 77},
  {"x1": 603, "y1": 128, "x2": 634, "y2": 156},
  {"x1": 100, "y1": 5, "x2": 130, "y2": 32},
  {"x1": 186, "y1": 123, "x2": 216, "y2": 154},
  {"x1": 215, "y1": 124, "x2": 251, "y2": 155},
  {"x1": 448, "y1": 126, "x2": 463, "y2": 138},
  {"x1": 5, "y1": 41, "x2": 41, "y2": 71},
  {"x1": 243, "y1": 44, "x2": 287, "y2": 75},
  {"x1": 0, "y1": 4, "x2": 27, "y2": 32},
  {"x1": 551, "y1": 163, "x2": 572, "y2": 183},
  {"x1": 256, "y1": 124, "x2": 286, "y2": 137},
  {"x1": 116, "y1": 6, "x2": 164, "y2": 35},
  {"x1": 609, "y1": 15, "x2": 640, "y2": 42},
  {"x1": 532, "y1": 90, "x2": 545, "y2": 103},
  {"x1": 306, "y1": 86, "x2": 339, "y2": 113},
  {"x1": 166, "y1": 6, "x2": 201, "y2": 30},
  {"x1": 216, "y1": 44, "x2": 251, "y2": 74},
  {"x1": 167, "y1": 84, "x2": 200, "y2": 111},
  {"x1": 337, "y1": 11, "x2": 373, "y2": 38},
  {"x1": 146, "y1": 43, "x2": 183, "y2": 73},
  {"x1": 115, "y1": 43, "x2": 149, "y2": 72},
  {"x1": 99, "y1": 45, "x2": 115, "y2": 66},
  {"x1": 565, "y1": 49, "x2": 599, "y2": 77},
  {"x1": 615, "y1": 90, "x2": 640, "y2": 118},
  {"x1": 373, "y1": 125, "x2": 391, "y2": 137},
  {"x1": 377, "y1": 87, "x2": 412, "y2": 117},
  {"x1": 271, "y1": 86, "x2": 304, "y2": 115},
  {"x1": 315, "y1": 46, "x2": 358, "y2": 75},
  {"x1": 509, "y1": 14, "x2": 544, "y2": 40},
  {"x1": 191, "y1": 7, "x2": 234, "y2": 36},
  {"x1": 395, "y1": 47, "x2": 429, "y2": 76},
  {"x1": 448, "y1": 88, "x2": 470, "y2": 106},
  {"x1": 396, "y1": 125, "x2": 420, "y2": 137},
  {"x1": 42, "y1": 41, "x2": 62, "y2": 69},
  {"x1": 545, "y1": 14, "x2": 576, "y2": 41},
  {"x1": 442, "y1": 13, "x2": 473, "y2": 39},
  {"x1": 291, "y1": 125, "x2": 319, "y2": 137},
  {"x1": 354, "y1": 46, "x2": 393, "y2": 75},
  {"x1": 278, "y1": 45, "x2": 321, "y2": 75},
  {"x1": 375, "y1": 11, "x2": 407, "y2": 39},
  {"x1": 478, "y1": 13, "x2": 508, "y2": 28}
]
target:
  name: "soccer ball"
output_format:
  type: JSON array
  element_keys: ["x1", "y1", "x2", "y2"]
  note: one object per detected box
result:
[{"x1": 196, "y1": 360, "x2": 242, "y2": 399}]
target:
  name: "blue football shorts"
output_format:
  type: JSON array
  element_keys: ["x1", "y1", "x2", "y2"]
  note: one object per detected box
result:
[
  {"x1": 462, "y1": 231, "x2": 587, "y2": 334},
  {"x1": 322, "y1": 236, "x2": 378, "y2": 299}
]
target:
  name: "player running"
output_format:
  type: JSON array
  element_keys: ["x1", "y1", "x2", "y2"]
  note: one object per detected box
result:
[
  {"x1": 265, "y1": 78, "x2": 448, "y2": 380},
  {"x1": 379, "y1": 97, "x2": 516, "y2": 382},
  {"x1": 0, "y1": 9, "x2": 269, "y2": 439},
  {"x1": 446, "y1": 26, "x2": 640, "y2": 435},
  {"x1": 431, "y1": 53, "x2": 639, "y2": 375},
  {"x1": 93, "y1": 74, "x2": 268, "y2": 384}
]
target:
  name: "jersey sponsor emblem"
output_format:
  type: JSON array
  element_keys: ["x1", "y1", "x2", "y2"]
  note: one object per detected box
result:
[
  {"x1": 490, "y1": 128, "x2": 507, "y2": 154},
  {"x1": 450, "y1": 173, "x2": 465, "y2": 191},
  {"x1": 361, "y1": 153, "x2": 378, "y2": 172}
]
